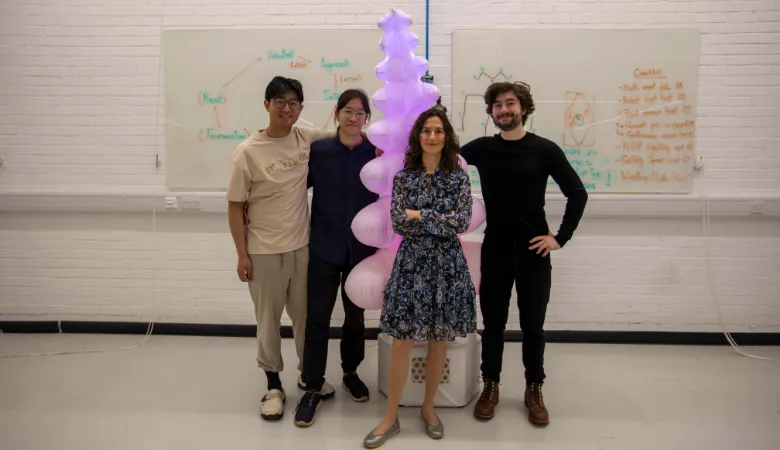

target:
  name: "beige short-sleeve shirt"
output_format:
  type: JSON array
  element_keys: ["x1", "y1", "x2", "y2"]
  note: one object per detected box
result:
[{"x1": 227, "y1": 126, "x2": 334, "y2": 255}]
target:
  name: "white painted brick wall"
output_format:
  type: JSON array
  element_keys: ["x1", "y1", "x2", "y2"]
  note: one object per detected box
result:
[
  {"x1": 0, "y1": 0, "x2": 779, "y2": 332},
  {"x1": 1, "y1": 212, "x2": 778, "y2": 332},
  {"x1": 2, "y1": 0, "x2": 779, "y2": 192}
]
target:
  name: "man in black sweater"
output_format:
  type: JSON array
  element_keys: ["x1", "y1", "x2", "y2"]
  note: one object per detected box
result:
[{"x1": 460, "y1": 82, "x2": 588, "y2": 426}]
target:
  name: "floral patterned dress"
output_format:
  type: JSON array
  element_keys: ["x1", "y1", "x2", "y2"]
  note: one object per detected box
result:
[{"x1": 379, "y1": 166, "x2": 478, "y2": 342}]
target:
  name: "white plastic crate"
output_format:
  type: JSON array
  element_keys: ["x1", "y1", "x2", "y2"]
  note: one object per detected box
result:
[{"x1": 377, "y1": 332, "x2": 481, "y2": 407}]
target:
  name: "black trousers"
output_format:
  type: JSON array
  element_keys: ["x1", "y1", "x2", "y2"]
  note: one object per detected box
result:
[
  {"x1": 479, "y1": 234, "x2": 552, "y2": 384},
  {"x1": 301, "y1": 255, "x2": 366, "y2": 391}
]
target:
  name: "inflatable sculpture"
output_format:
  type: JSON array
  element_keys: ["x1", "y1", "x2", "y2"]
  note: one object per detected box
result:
[{"x1": 344, "y1": 9, "x2": 486, "y2": 310}]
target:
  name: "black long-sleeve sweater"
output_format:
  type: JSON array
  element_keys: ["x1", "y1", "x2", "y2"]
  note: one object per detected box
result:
[{"x1": 459, "y1": 132, "x2": 588, "y2": 247}]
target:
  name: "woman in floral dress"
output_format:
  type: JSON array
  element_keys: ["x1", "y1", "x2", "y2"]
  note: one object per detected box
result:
[{"x1": 363, "y1": 106, "x2": 477, "y2": 448}]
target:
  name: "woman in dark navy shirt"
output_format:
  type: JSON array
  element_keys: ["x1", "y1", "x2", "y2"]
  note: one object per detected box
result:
[{"x1": 295, "y1": 89, "x2": 379, "y2": 427}]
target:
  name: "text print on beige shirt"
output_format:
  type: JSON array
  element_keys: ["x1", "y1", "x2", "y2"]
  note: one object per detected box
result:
[{"x1": 226, "y1": 126, "x2": 335, "y2": 255}]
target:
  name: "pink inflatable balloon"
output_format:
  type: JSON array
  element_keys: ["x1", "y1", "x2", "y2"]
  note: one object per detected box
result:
[
  {"x1": 344, "y1": 253, "x2": 393, "y2": 310},
  {"x1": 373, "y1": 81, "x2": 439, "y2": 117},
  {"x1": 458, "y1": 154, "x2": 468, "y2": 170},
  {"x1": 460, "y1": 239, "x2": 482, "y2": 289},
  {"x1": 408, "y1": 92, "x2": 438, "y2": 119},
  {"x1": 377, "y1": 10, "x2": 417, "y2": 56},
  {"x1": 351, "y1": 197, "x2": 395, "y2": 248},
  {"x1": 376, "y1": 246, "x2": 399, "y2": 265},
  {"x1": 366, "y1": 114, "x2": 418, "y2": 154},
  {"x1": 389, "y1": 234, "x2": 403, "y2": 252},
  {"x1": 359, "y1": 153, "x2": 405, "y2": 195},
  {"x1": 375, "y1": 56, "x2": 428, "y2": 84},
  {"x1": 463, "y1": 196, "x2": 486, "y2": 234},
  {"x1": 359, "y1": 157, "x2": 390, "y2": 195},
  {"x1": 345, "y1": 8, "x2": 441, "y2": 310},
  {"x1": 413, "y1": 81, "x2": 440, "y2": 114}
]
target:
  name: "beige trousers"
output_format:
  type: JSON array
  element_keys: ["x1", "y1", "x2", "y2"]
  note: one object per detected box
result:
[{"x1": 248, "y1": 245, "x2": 308, "y2": 373}]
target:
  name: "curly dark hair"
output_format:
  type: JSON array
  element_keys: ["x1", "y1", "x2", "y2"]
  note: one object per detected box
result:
[
  {"x1": 404, "y1": 106, "x2": 461, "y2": 172},
  {"x1": 484, "y1": 81, "x2": 535, "y2": 125}
]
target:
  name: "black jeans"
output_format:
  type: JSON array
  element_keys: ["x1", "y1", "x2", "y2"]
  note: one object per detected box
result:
[
  {"x1": 301, "y1": 255, "x2": 366, "y2": 391},
  {"x1": 479, "y1": 234, "x2": 552, "y2": 384}
]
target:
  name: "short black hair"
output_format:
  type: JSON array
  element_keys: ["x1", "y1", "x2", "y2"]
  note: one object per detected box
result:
[
  {"x1": 335, "y1": 89, "x2": 371, "y2": 124},
  {"x1": 264, "y1": 76, "x2": 304, "y2": 103},
  {"x1": 484, "y1": 81, "x2": 535, "y2": 125}
]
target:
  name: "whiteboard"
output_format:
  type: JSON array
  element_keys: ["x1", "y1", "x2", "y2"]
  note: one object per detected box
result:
[
  {"x1": 453, "y1": 29, "x2": 700, "y2": 194},
  {"x1": 164, "y1": 29, "x2": 385, "y2": 190}
]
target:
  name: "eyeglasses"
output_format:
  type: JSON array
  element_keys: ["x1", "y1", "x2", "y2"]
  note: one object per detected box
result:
[
  {"x1": 339, "y1": 109, "x2": 367, "y2": 119},
  {"x1": 273, "y1": 99, "x2": 301, "y2": 110}
]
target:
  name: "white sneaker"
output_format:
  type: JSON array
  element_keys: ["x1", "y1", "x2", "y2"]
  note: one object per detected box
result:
[
  {"x1": 261, "y1": 389, "x2": 285, "y2": 421},
  {"x1": 298, "y1": 375, "x2": 335, "y2": 399}
]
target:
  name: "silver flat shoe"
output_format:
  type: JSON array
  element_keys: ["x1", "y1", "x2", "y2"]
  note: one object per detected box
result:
[
  {"x1": 421, "y1": 410, "x2": 443, "y2": 439},
  {"x1": 363, "y1": 417, "x2": 400, "y2": 449}
]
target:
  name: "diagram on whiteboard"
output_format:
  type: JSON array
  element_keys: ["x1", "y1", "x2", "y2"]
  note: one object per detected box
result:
[
  {"x1": 194, "y1": 52, "x2": 365, "y2": 145},
  {"x1": 564, "y1": 91, "x2": 596, "y2": 147},
  {"x1": 453, "y1": 65, "x2": 540, "y2": 193},
  {"x1": 163, "y1": 29, "x2": 384, "y2": 190},
  {"x1": 455, "y1": 66, "x2": 535, "y2": 136},
  {"x1": 453, "y1": 29, "x2": 700, "y2": 194}
]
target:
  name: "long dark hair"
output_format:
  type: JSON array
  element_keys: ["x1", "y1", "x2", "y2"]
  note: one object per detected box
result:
[
  {"x1": 404, "y1": 106, "x2": 460, "y2": 172},
  {"x1": 334, "y1": 89, "x2": 371, "y2": 125}
]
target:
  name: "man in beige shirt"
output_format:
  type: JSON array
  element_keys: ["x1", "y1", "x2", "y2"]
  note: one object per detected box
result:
[{"x1": 226, "y1": 76, "x2": 335, "y2": 421}]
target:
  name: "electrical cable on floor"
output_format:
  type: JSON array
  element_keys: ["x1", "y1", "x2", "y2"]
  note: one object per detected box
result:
[
  {"x1": 0, "y1": 193, "x2": 158, "y2": 358},
  {"x1": 0, "y1": 321, "x2": 154, "y2": 359},
  {"x1": 0, "y1": 0, "x2": 165, "y2": 360},
  {"x1": 700, "y1": 192, "x2": 779, "y2": 364}
]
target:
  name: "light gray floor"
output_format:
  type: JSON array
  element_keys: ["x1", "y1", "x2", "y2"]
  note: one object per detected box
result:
[{"x1": 1, "y1": 333, "x2": 778, "y2": 450}]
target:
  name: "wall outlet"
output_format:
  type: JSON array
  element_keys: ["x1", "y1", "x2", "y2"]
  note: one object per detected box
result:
[
  {"x1": 165, "y1": 196, "x2": 178, "y2": 209},
  {"x1": 693, "y1": 156, "x2": 703, "y2": 172},
  {"x1": 181, "y1": 198, "x2": 201, "y2": 210},
  {"x1": 751, "y1": 201, "x2": 764, "y2": 214}
]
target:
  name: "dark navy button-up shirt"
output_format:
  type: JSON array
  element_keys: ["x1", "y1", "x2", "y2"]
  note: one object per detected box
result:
[{"x1": 308, "y1": 136, "x2": 380, "y2": 268}]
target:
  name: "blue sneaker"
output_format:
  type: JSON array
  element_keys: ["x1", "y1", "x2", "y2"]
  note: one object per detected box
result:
[{"x1": 293, "y1": 391, "x2": 324, "y2": 428}]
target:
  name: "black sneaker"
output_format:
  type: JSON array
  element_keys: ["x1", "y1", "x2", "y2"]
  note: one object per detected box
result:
[
  {"x1": 293, "y1": 391, "x2": 323, "y2": 428},
  {"x1": 342, "y1": 372, "x2": 369, "y2": 402}
]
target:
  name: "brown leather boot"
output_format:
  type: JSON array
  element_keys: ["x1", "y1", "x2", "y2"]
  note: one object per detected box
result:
[
  {"x1": 524, "y1": 383, "x2": 549, "y2": 425},
  {"x1": 473, "y1": 379, "x2": 499, "y2": 420}
]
